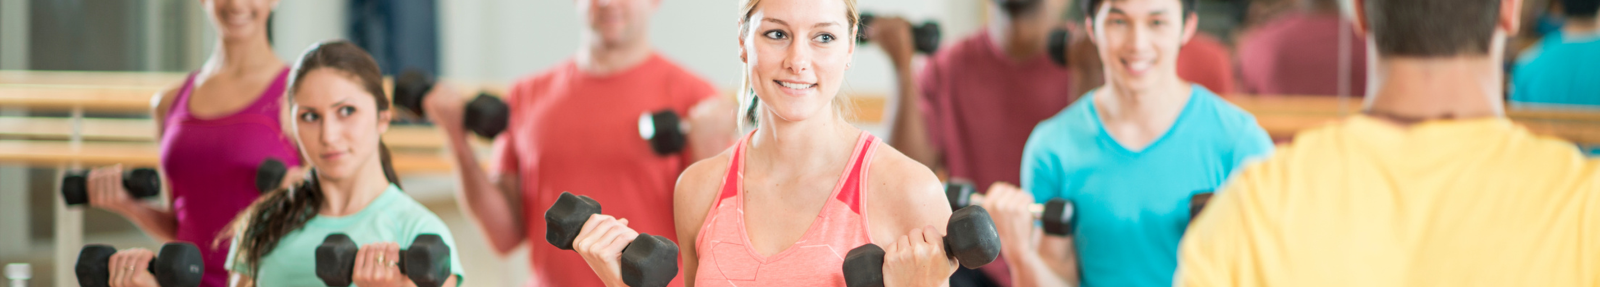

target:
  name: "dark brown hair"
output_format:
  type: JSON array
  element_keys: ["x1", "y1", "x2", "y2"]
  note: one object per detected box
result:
[
  {"x1": 1364, "y1": 0, "x2": 1500, "y2": 57},
  {"x1": 221, "y1": 40, "x2": 402, "y2": 278}
]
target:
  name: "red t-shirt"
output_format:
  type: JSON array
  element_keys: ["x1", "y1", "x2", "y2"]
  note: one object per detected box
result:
[
  {"x1": 1177, "y1": 32, "x2": 1237, "y2": 94},
  {"x1": 1237, "y1": 12, "x2": 1368, "y2": 96},
  {"x1": 493, "y1": 52, "x2": 717, "y2": 287}
]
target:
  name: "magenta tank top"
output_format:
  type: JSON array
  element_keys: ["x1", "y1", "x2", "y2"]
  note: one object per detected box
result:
[
  {"x1": 158, "y1": 69, "x2": 301, "y2": 287},
  {"x1": 693, "y1": 131, "x2": 877, "y2": 286}
]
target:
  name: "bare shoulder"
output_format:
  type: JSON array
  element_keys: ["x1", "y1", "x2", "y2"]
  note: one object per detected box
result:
[
  {"x1": 150, "y1": 82, "x2": 185, "y2": 134},
  {"x1": 152, "y1": 82, "x2": 183, "y2": 117},
  {"x1": 674, "y1": 146, "x2": 735, "y2": 233},
  {"x1": 864, "y1": 141, "x2": 952, "y2": 241}
]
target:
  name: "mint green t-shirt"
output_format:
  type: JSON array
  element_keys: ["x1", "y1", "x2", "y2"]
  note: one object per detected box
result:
[{"x1": 226, "y1": 184, "x2": 466, "y2": 286}]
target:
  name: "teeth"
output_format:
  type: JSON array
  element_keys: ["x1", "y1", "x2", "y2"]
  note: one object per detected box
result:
[
  {"x1": 778, "y1": 81, "x2": 814, "y2": 90},
  {"x1": 1125, "y1": 59, "x2": 1153, "y2": 72}
]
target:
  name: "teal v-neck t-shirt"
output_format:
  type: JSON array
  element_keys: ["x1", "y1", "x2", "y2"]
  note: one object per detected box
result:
[
  {"x1": 226, "y1": 184, "x2": 466, "y2": 286},
  {"x1": 1022, "y1": 85, "x2": 1273, "y2": 287}
]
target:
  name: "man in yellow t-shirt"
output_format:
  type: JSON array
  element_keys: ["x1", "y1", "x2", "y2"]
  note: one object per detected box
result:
[{"x1": 1177, "y1": 0, "x2": 1600, "y2": 285}]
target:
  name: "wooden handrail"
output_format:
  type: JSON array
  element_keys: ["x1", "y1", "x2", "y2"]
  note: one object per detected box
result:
[{"x1": 0, "y1": 139, "x2": 462, "y2": 173}]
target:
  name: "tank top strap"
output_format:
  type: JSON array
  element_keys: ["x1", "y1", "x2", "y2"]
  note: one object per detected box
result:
[
  {"x1": 166, "y1": 71, "x2": 201, "y2": 122},
  {"x1": 715, "y1": 131, "x2": 756, "y2": 206},
  {"x1": 835, "y1": 131, "x2": 877, "y2": 215}
]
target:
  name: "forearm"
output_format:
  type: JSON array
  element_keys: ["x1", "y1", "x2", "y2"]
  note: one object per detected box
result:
[
  {"x1": 115, "y1": 203, "x2": 178, "y2": 242},
  {"x1": 886, "y1": 64, "x2": 940, "y2": 170},
  {"x1": 1004, "y1": 249, "x2": 1077, "y2": 287},
  {"x1": 444, "y1": 131, "x2": 526, "y2": 254}
]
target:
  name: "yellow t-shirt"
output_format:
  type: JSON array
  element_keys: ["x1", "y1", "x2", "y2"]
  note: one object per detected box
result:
[{"x1": 1179, "y1": 115, "x2": 1600, "y2": 286}]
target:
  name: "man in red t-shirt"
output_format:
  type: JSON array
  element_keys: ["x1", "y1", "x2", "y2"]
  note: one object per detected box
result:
[{"x1": 422, "y1": 0, "x2": 734, "y2": 286}]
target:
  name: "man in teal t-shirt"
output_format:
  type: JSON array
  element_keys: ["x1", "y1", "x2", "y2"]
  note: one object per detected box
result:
[
  {"x1": 1511, "y1": 0, "x2": 1600, "y2": 107},
  {"x1": 226, "y1": 184, "x2": 466, "y2": 287},
  {"x1": 973, "y1": 0, "x2": 1274, "y2": 285}
]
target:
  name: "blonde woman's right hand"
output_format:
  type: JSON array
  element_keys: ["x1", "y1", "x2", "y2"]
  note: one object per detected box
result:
[{"x1": 573, "y1": 214, "x2": 640, "y2": 287}]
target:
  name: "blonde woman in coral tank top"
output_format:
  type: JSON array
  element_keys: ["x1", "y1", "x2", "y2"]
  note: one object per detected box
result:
[{"x1": 564, "y1": 0, "x2": 961, "y2": 286}]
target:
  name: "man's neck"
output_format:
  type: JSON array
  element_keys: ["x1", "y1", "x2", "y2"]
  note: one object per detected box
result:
[
  {"x1": 1361, "y1": 56, "x2": 1505, "y2": 125},
  {"x1": 986, "y1": 12, "x2": 1054, "y2": 62},
  {"x1": 1562, "y1": 17, "x2": 1600, "y2": 36},
  {"x1": 576, "y1": 37, "x2": 654, "y2": 76},
  {"x1": 1095, "y1": 78, "x2": 1191, "y2": 125}
]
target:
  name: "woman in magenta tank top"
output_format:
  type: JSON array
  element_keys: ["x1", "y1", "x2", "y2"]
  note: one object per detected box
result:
[
  {"x1": 83, "y1": 0, "x2": 300, "y2": 286},
  {"x1": 564, "y1": 0, "x2": 961, "y2": 286}
]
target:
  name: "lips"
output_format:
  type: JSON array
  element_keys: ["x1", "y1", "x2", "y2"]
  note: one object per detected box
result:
[{"x1": 320, "y1": 151, "x2": 347, "y2": 161}]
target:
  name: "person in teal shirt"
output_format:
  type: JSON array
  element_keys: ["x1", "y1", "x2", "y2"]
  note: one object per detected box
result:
[
  {"x1": 224, "y1": 40, "x2": 464, "y2": 287},
  {"x1": 970, "y1": 0, "x2": 1273, "y2": 285},
  {"x1": 1511, "y1": 0, "x2": 1600, "y2": 107}
]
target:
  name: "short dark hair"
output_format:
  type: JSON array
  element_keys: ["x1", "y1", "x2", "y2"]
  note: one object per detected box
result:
[
  {"x1": 1562, "y1": 0, "x2": 1600, "y2": 18},
  {"x1": 1083, "y1": 0, "x2": 1199, "y2": 20},
  {"x1": 1364, "y1": 0, "x2": 1500, "y2": 57}
]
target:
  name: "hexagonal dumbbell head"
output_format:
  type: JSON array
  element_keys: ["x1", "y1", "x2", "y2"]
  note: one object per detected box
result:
[
  {"x1": 394, "y1": 69, "x2": 435, "y2": 118},
  {"x1": 75, "y1": 244, "x2": 118, "y2": 287},
  {"x1": 255, "y1": 158, "x2": 288, "y2": 194},
  {"x1": 944, "y1": 180, "x2": 978, "y2": 210},
  {"x1": 841, "y1": 243, "x2": 886, "y2": 287},
  {"x1": 638, "y1": 110, "x2": 688, "y2": 156},
  {"x1": 464, "y1": 93, "x2": 509, "y2": 138},
  {"x1": 619, "y1": 234, "x2": 679, "y2": 287},
  {"x1": 944, "y1": 205, "x2": 1001, "y2": 269},
  {"x1": 545, "y1": 191, "x2": 603, "y2": 250},
  {"x1": 152, "y1": 242, "x2": 204, "y2": 287},
  {"x1": 316, "y1": 234, "x2": 360, "y2": 287},
  {"x1": 402, "y1": 234, "x2": 452, "y2": 287},
  {"x1": 1041, "y1": 199, "x2": 1074, "y2": 236}
]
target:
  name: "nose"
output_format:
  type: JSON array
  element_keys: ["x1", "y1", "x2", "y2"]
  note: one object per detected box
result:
[
  {"x1": 1124, "y1": 22, "x2": 1154, "y2": 55},
  {"x1": 784, "y1": 40, "x2": 812, "y2": 74},
  {"x1": 318, "y1": 114, "x2": 342, "y2": 148}
]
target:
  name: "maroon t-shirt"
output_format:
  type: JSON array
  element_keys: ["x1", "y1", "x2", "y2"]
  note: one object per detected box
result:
[
  {"x1": 1237, "y1": 12, "x2": 1368, "y2": 96},
  {"x1": 918, "y1": 29, "x2": 1078, "y2": 190}
]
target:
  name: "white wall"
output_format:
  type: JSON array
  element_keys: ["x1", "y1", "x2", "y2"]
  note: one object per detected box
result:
[{"x1": 265, "y1": 0, "x2": 988, "y2": 95}]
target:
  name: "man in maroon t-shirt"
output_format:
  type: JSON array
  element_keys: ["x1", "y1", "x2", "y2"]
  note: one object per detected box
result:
[
  {"x1": 1237, "y1": 0, "x2": 1368, "y2": 96},
  {"x1": 865, "y1": 0, "x2": 1079, "y2": 285}
]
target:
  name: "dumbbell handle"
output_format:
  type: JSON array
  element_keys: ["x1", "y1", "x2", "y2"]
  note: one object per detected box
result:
[{"x1": 963, "y1": 193, "x2": 1045, "y2": 216}]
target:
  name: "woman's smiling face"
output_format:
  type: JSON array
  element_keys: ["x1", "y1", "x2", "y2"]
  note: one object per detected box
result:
[{"x1": 741, "y1": 0, "x2": 855, "y2": 124}]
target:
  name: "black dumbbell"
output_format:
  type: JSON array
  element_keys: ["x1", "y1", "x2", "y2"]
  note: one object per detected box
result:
[
  {"x1": 316, "y1": 233, "x2": 453, "y2": 287},
  {"x1": 545, "y1": 191, "x2": 679, "y2": 287},
  {"x1": 638, "y1": 109, "x2": 689, "y2": 156},
  {"x1": 1189, "y1": 191, "x2": 1214, "y2": 221},
  {"x1": 393, "y1": 69, "x2": 511, "y2": 138},
  {"x1": 944, "y1": 181, "x2": 1075, "y2": 236},
  {"x1": 75, "y1": 243, "x2": 204, "y2": 287},
  {"x1": 61, "y1": 168, "x2": 161, "y2": 206},
  {"x1": 1047, "y1": 28, "x2": 1070, "y2": 67},
  {"x1": 842, "y1": 205, "x2": 1000, "y2": 287},
  {"x1": 857, "y1": 13, "x2": 942, "y2": 54}
]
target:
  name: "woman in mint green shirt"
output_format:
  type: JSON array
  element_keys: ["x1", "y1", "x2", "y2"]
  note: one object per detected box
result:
[{"x1": 221, "y1": 40, "x2": 464, "y2": 287}]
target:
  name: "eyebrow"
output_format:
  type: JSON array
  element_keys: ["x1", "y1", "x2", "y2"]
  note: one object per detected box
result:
[
  {"x1": 762, "y1": 18, "x2": 843, "y2": 29},
  {"x1": 297, "y1": 97, "x2": 352, "y2": 111},
  {"x1": 1107, "y1": 7, "x2": 1168, "y2": 16}
]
